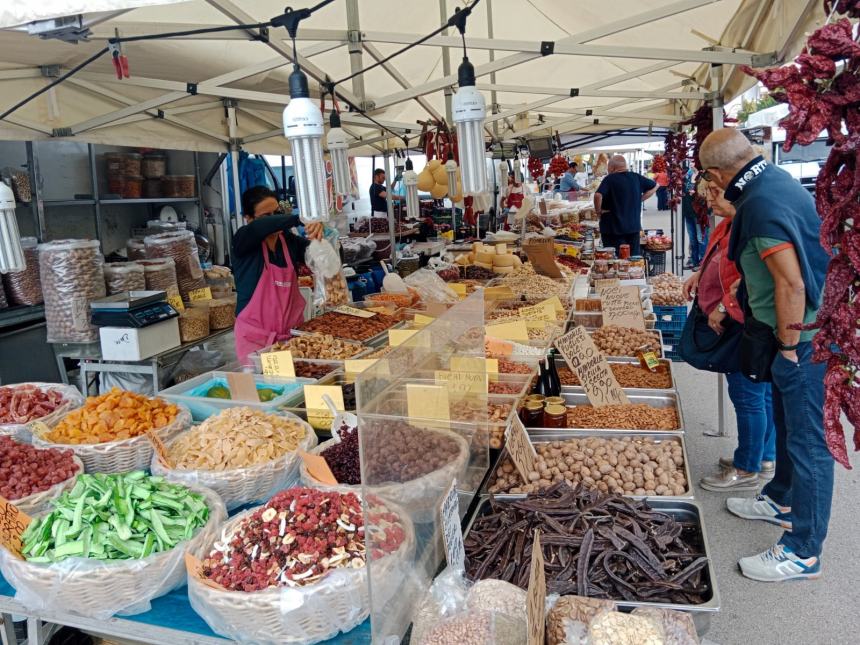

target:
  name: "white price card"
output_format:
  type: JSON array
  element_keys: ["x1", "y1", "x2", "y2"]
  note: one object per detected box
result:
[{"x1": 440, "y1": 480, "x2": 465, "y2": 572}]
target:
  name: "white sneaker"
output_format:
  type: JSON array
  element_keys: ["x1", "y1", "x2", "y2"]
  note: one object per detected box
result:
[
  {"x1": 726, "y1": 494, "x2": 792, "y2": 530},
  {"x1": 738, "y1": 543, "x2": 821, "y2": 582}
]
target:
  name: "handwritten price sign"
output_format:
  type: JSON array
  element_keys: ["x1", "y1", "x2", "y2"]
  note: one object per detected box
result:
[
  {"x1": 0, "y1": 497, "x2": 31, "y2": 558},
  {"x1": 598, "y1": 284, "x2": 645, "y2": 330},
  {"x1": 554, "y1": 327, "x2": 628, "y2": 407}
]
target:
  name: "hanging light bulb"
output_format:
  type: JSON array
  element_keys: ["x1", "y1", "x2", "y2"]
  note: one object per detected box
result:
[
  {"x1": 403, "y1": 158, "x2": 420, "y2": 220},
  {"x1": 326, "y1": 110, "x2": 351, "y2": 198},
  {"x1": 0, "y1": 182, "x2": 25, "y2": 274},
  {"x1": 452, "y1": 58, "x2": 487, "y2": 196},
  {"x1": 283, "y1": 66, "x2": 329, "y2": 223},
  {"x1": 513, "y1": 154, "x2": 523, "y2": 183},
  {"x1": 445, "y1": 154, "x2": 459, "y2": 197}
]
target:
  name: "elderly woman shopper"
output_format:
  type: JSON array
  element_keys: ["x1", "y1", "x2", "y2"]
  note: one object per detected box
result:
[{"x1": 682, "y1": 182, "x2": 776, "y2": 491}]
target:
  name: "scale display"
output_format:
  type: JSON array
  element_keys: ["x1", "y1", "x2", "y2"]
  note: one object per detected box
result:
[{"x1": 90, "y1": 291, "x2": 179, "y2": 328}]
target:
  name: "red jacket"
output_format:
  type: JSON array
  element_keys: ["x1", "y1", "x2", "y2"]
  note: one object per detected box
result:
[{"x1": 701, "y1": 218, "x2": 743, "y2": 323}]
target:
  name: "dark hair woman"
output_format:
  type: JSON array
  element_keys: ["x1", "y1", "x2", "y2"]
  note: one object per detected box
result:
[{"x1": 231, "y1": 186, "x2": 323, "y2": 365}]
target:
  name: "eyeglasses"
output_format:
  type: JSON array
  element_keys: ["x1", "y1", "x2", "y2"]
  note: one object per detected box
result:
[{"x1": 701, "y1": 168, "x2": 718, "y2": 182}]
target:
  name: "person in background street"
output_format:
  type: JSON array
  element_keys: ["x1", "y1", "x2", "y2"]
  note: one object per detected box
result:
[
  {"x1": 559, "y1": 161, "x2": 582, "y2": 198},
  {"x1": 682, "y1": 166, "x2": 708, "y2": 269},
  {"x1": 683, "y1": 182, "x2": 775, "y2": 491},
  {"x1": 232, "y1": 186, "x2": 323, "y2": 365},
  {"x1": 654, "y1": 168, "x2": 669, "y2": 211},
  {"x1": 369, "y1": 168, "x2": 403, "y2": 218},
  {"x1": 593, "y1": 155, "x2": 657, "y2": 256},
  {"x1": 699, "y1": 128, "x2": 831, "y2": 583}
]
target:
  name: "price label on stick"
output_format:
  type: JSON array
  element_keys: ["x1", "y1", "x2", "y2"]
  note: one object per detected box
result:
[
  {"x1": 260, "y1": 350, "x2": 295, "y2": 377},
  {"x1": 527, "y1": 530, "x2": 546, "y2": 645},
  {"x1": 506, "y1": 415, "x2": 537, "y2": 481},
  {"x1": 333, "y1": 305, "x2": 376, "y2": 318},
  {"x1": 435, "y1": 370, "x2": 487, "y2": 398},
  {"x1": 485, "y1": 320, "x2": 529, "y2": 342},
  {"x1": 0, "y1": 497, "x2": 31, "y2": 559},
  {"x1": 440, "y1": 480, "x2": 465, "y2": 571},
  {"x1": 406, "y1": 383, "x2": 450, "y2": 429},
  {"x1": 554, "y1": 327, "x2": 628, "y2": 407},
  {"x1": 519, "y1": 301, "x2": 556, "y2": 322},
  {"x1": 598, "y1": 285, "x2": 645, "y2": 330},
  {"x1": 226, "y1": 372, "x2": 259, "y2": 402}
]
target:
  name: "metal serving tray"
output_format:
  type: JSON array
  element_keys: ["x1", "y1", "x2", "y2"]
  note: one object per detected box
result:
[
  {"x1": 556, "y1": 356, "x2": 677, "y2": 392},
  {"x1": 482, "y1": 429, "x2": 693, "y2": 500},
  {"x1": 462, "y1": 496, "x2": 719, "y2": 635},
  {"x1": 526, "y1": 390, "x2": 684, "y2": 433}
]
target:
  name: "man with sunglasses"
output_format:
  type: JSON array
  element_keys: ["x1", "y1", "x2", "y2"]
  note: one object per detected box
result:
[{"x1": 698, "y1": 128, "x2": 831, "y2": 583}]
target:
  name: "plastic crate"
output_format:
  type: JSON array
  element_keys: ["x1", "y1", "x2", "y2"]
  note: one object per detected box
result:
[
  {"x1": 655, "y1": 319, "x2": 686, "y2": 333},
  {"x1": 660, "y1": 330, "x2": 683, "y2": 344},
  {"x1": 653, "y1": 305, "x2": 688, "y2": 322},
  {"x1": 644, "y1": 250, "x2": 665, "y2": 276},
  {"x1": 664, "y1": 350, "x2": 685, "y2": 362}
]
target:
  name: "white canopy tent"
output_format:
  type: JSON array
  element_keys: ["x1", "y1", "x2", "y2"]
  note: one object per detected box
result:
[{"x1": 0, "y1": 0, "x2": 823, "y2": 156}]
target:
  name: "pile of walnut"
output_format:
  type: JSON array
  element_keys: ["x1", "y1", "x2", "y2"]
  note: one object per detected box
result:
[
  {"x1": 650, "y1": 273, "x2": 686, "y2": 306},
  {"x1": 591, "y1": 325, "x2": 662, "y2": 357},
  {"x1": 490, "y1": 436, "x2": 686, "y2": 497}
]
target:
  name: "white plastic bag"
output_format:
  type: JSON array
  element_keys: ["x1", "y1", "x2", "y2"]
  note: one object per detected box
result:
[
  {"x1": 404, "y1": 268, "x2": 458, "y2": 304},
  {"x1": 305, "y1": 239, "x2": 349, "y2": 310}
]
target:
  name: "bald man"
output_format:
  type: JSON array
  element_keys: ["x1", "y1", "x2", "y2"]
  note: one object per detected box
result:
[
  {"x1": 593, "y1": 155, "x2": 656, "y2": 255},
  {"x1": 699, "y1": 128, "x2": 831, "y2": 583}
]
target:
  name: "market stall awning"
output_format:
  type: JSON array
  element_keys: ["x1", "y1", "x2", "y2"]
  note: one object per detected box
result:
[{"x1": 0, "y1": 0, "x2": 825, "y2": 154}]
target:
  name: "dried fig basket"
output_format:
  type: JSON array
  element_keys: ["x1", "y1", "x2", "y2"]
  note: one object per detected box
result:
[
  {"x1": 187, "y1": 497, "x2": 415, "y2": 645},
  {"x1": 151, "y1": 411, "x2": 318, "y2": 511},
  {"x1": 0, "y1": 486, "x2": 226, "y2": 620},
  {"x1": 32, "y1": 404, "x2": 191, "y2": 474},
  {"x1": 0, "y1": 383, "x2": 85, "y2": 443},
  {"x1": 10, "y1": 455, "x2": 85, "y2": 516}
]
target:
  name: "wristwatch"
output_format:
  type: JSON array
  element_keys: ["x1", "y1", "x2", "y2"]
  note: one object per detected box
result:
[
  {"x1": 776, "y1": 337, "x2": 800, "y2": 351},
  {"x1": 717, "y1": 303, "x2": 727, "y2": 314}
]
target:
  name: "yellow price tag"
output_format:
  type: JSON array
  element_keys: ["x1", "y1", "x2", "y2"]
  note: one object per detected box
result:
[
  {"x1": 303, "y1": 384, "x2": 344, "y2": 414},
  {"x1": 260, "y1": 350, "x2": 295, "y2": 377},
  {"x1": 484, "y1": 286, "x2": 515, "y2": 300},
  {"x1": 542, "y1": 296, "x2": 565, "y2": 313},
  {"x1": 485, "y1": 320, "x2": 530, "y2": 341},
  {"x1": 344, "y1": 358, "x2": 388, "y2": 376},
  {"x1": 518, "y1": 301, "x2": 556, "y2": 322},
  {"x1": 188, "y1": 287, "x2": 212, "y2": 302},
  {"x1": 167, "y1": 294, "x2": 185, "y2": 312},
  {"x1": 406, "y1": 383, "x2": 450, "y2": 428},
  {"x1": 413, "y1": 313, "x2": 436, "y2": 327},
  {"x1": 389, "y1": 328, "x2": 419, "y2": 346}
]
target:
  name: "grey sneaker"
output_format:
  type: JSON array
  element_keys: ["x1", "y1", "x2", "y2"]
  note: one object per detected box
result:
[{"x1": 700, "y1": 467, "x2": 760, "y2": 492}]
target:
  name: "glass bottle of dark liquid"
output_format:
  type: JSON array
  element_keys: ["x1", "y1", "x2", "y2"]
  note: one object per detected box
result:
[
  {"x1": 546, "y1": 350, "x2": 562, "y2": 396},
  {"x1": 532, "y1": 359, "x2": 549, "y2": 396}
]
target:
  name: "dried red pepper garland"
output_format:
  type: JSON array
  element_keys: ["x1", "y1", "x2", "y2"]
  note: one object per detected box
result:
[
  {"x1": 743, "y1": 3, "x2": 860, "y2": 467},
  {"x1": 528, "y1": 155, "x2": 544, "y2": 181},
  {"x1": 651, "y1": 154, "x2": 667, "y2": 173},
  {"x1": 664, "y1": 131, "x2": 689, "y2": 211}
]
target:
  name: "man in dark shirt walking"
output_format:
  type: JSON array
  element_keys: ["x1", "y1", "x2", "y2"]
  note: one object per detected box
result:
[{"x1": 593, "y1": 155, "x2": 657, "y2": 256}]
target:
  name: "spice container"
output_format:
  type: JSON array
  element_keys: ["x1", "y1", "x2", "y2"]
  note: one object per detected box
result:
[
  {"x1": 144, "y1": 230, "x2": 206, "y2": 299},
  {"x1": 178, "y1": 307, "x2": 209, "y2": 343},
  {"x1": 104, "y1": 153, "x2": 123, "y2": 176},
  {"x1": 595, "y1": 247, "x2": 616, "y2": 260},
  {"x1": 2, "y1": 237, "x2": 43, "y2": 305},
  {"x1": 119, "y1": 152, "x2": 142, "y2": 175},
  {"x1": 120, "y1": 175, "x2": 142, "y2": 199},
  {"x1": 103, "y1": 262, "x2": 146, "y2": 295},
  {"x1": 162, "y1": 175, "x2": 196, "y2": 198},
  {"x1": 141, "y1": 154, "x2": 166, "y2": 178},
  {"x1": 38, "y1": 239, "x2": 106, "y2": 343},
  {"x1": 106, "y1": 176, "x2": 124, "y2": 195},
  {"x1": 142, "y1": 178, "x2": 163, "y2": 198}
]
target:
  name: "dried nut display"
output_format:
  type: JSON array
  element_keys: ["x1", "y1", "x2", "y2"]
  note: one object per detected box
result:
[
  {"x1": 206, "y1": 298, "x2": 236, "y2": 330},
  {"x1": 362, "y1": 422, "x2": 463, "y2": 483},
  {"x1": 144, "y1": 231, "x2": 206, "y2": 300},
  {"x1": 487, "y1": 381, "x2": 526, "y2": 395},
  {"x1": 179, "y1": 309, "x2": 210, "y2": 342},
  {"x1": 103, "y1": 262, "x2": 146, "y2": 295},
  {"x1": 631, "y1": 607, "x2": 700, "y2": 644},
  {"x1": 575, "y1": 298, "x2": 602, "y2": 312},
  {"x1": 2, "y1": 237, "x2": 43, "y2": 305},
  {"x1": 566, "y1": 403, "x2": 679, "y2": 431},
  {"x1": 588, "y1": 611, "x2": 664, "y2": 645},
  {"x1": 496, "y1": 359, "x2": 536, "y2": 375},
  {"x1": 490, "y1": 436, "x2": 687, "y2": 496},
  {"x1": 591, "y1": 325, "x2": 662, "y2": 356},
  {"x1": 547, "y1": 595, "x2": 617, "y2": 645},
  {"x1": 166, "y1": 407, "x2": 307, "y2": 469},
  {"x1": 497, "y1": 266, "x2": 569, "y2": 298},
  {"x1": 0, "y1": 436, "x2": 80, "y2": 501},
  {"x1": 39, "y1": 239, "x2": 106, "y2": 343},
  {"x1": 270, "y1": 334, "x2": 364, "y2": 360},
  {"x1": 558, "y1": 363, "x2": 672, "y2": 389},
  {"x1": 47, "y1": 388, "x2": 179, "y2": 445},
  {"x1": 420, "y1": 611, "x2": 523, "y2": 645},
  {"x1": 650, "y1": 273, "x2": 687, "y2": 306},
  {"x1": 297, "y1": 311, "x2": 397, "y2": 341},
  {"x1": 465, "y1": 579, "x2": 526, "y2": 620}
]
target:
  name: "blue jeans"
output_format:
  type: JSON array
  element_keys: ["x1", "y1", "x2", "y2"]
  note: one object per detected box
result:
[
  {"x1": 761, "y1": 342, "x2": 833, "y2": 558},
  {"x1": 726, "y1": 371, "x2": 775, "y2": 472},
  {"x1": 683, "y1": 214, "x2": 708, "y2": 266}
]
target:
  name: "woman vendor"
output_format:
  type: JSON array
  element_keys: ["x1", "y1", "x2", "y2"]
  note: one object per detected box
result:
[{"x1": 232, "y1": 186, "x2": 323, "y2": 364}]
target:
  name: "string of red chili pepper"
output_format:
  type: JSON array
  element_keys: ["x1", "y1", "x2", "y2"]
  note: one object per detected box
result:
[{"x1": 663, "y1": 131, "x2": 689, "y2": 211}]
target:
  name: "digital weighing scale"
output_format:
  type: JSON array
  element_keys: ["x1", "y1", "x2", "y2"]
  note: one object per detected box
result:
[{"x1": 90, "y1": 291, "x2": 179, "y2": 328}]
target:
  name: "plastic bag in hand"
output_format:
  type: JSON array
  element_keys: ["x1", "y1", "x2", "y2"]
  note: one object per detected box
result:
[{"x1": 304, "y1": 240, "x2": 341, "y2": 280}]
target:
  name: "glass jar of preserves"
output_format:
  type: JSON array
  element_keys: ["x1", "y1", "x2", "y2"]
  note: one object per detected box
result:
[
  {"x1": 544, "y1": 396, "x2": 565, "y2": 407},
  {"x1": 520, "y1": 401, "x2": 545, "y2": 427},
  {"x1": 543, "y1": 403, "x2": 567, "y2": 428}
]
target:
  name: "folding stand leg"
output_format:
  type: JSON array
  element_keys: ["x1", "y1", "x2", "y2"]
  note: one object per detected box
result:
[{"x1": 705, "y1": 373, "x2": 729, "y2": 437}]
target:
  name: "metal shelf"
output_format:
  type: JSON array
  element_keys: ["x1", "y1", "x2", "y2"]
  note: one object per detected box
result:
[
  {"x1": 99, "y1": 197, "x2": 199, "y2": 205},
  {"x1": 43, "y1": 199, "x2": 96, "y2": 207}
]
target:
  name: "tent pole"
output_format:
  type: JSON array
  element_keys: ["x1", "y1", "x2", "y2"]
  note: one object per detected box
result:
[
  {"x1": 487, "y1": 0, "x2": 499, "y2": 139},
  {"x1": 226, "y1": 102, "x2": 243, "y2": 230},
  {"x1": 438, "y1": 0, "x2": 453, "y2": 123},
  {"x1": 345, "y1": 0, "x2": 366, "y2": 107},
  {"x1": 384, "y1": 141, "x2": 397, "y2": 265}
]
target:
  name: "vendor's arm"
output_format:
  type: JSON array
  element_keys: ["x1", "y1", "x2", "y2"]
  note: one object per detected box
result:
[
  {"x1": 593, "y1": 191, "x2": 603, "y2": 213},
  {"x1": 232, "y1": 215, "x2": 301, "y2": 256}
]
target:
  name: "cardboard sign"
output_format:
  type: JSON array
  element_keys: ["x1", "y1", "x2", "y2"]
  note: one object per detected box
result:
[
  {"x1": 303, "y1": 385, "x2": 344, "y2": 414},
  {"x1": 554, "y1": 327, "x2": 629, "y2": 407},
  {"x1": 188, "y1": 287, "x2": 213, "y2": 302},
  {"x1": 484, "y1": 286, "x2": 515, "y2": 300},
  {"x1": 538, "y1": 199, "x2": 548, "y2": 215},
  {"x1": 542, "y1": 296, "x2": 565, "y2": 314},
  {"x1": 226, "y1": 372, "x2": 259, "y2": 402},
  {"x1": 260, "y1": 350, "x2": 295, "y2": 377},
  {"x1": 389, "y1": 328, "x2": 419, "y2": 346},
  {"x1": 594, "y1": 277, "x2": 621, "y2": 290},
  {"x1": 506, "y1": 415, "x2": 537, "y2": 481},
  {"x1": 449, "y1": 283, "x2": 468, "y2": 297},
  {"x1": 527, "y1": 530, "x2": 546, "y2": 645},
  {"x1": 146, "y1": 428, "x2": 173, "y2": 468},
  {"x1": 523, "y1": 238, "x2": 563, "y2": 279},
  {"x1": 299, "y1": 449, "x2": 338, "y2": 485},
  {"x1": 435, "y1": 370, "x2": 487, "y2": 398},
  {"x1": 333, "y1": 305, "x2": 376, "y2": 319},
  {"x1": 485, "y1": 320, "x2": 530, "y2": 342},
  {"x1": 440, "y1": 480, "x2": 465, "y2": 571},
  {"x1": 519, "y1": 301, "x2": 556, "y2": 322},
  {"x1": 0, "y1": 497, "x2": 31, "y2": 559},
  {"x1": 598, "y1": 285, "x2": 645, "y2": 330},
  {"x1": 166, "y1": 293, "x2": 185, "y2": 312},
  {"x1": 406, "y1": 383, "x2": 450, "y2": 428},
  {"x1": 344, "y1": 358, "x2": 384, "y2": 375},
  {"x1": 185, "y1": 552, "x2": 225, "y2": 591}
]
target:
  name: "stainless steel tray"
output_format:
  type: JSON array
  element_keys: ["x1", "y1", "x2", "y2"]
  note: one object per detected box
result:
[
  {"x1": 562, "y1": 326, "x2": 666, "y2": 359},
  {"x1": 482, "y1": 429, "x2": 693, "y2": 500},
  {"x1": 463, "y1": 496, "x2": 719, "y2": 635},
  {"x1": 555, "y1": 356, "x2": 677, "y2": 392},
  {"x1": 526, "y1": 390, "x2": 683, "y2": 433}
]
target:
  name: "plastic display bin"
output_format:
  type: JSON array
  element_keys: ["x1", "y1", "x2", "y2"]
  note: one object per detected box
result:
[{"x1": 160, "y1": 371, "x2": 313, "y2": 421}]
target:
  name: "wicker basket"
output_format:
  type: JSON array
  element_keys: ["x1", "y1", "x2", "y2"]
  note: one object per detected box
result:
[
  {"x1": 299, "y1": 429, "x2": 469, "y2": 524},
  {"x1": 187, "y1": 498, "x2": 415, "y2": 645},
  {"x1": 31, "y1": 404, "x2": 191, "y2": 473},
  {"x1": 151, "y1": 412, "x2": 318, "y2": 511},
  {"x1": 0, "y1": 486, "x2": 226, "y2": 620},
  {"x1": 0, "y1": 383, "x2": 85, "y2": 443},
  {"x1": 11, "y1": 455, "x2": 85, "y2": 516}
]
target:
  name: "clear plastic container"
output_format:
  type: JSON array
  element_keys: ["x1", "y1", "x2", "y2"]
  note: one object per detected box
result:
[
  {"x1": 126, "y1": 238, "x2": 147, "y2": 261},
  {"x1": 2, "y1": 237, "x2": 43, "y2": 305},
  {"x1": 160, "y1": 371, "x2": 312, "y2": 421},
  {"x1": 103, "y1": 262, "x2": 146, "y2": 295},
  {"x1": 121, "y1": 175, "x2": 143, "y2": 199},
  {"x1": 141, "y1": 154, "x2": 166, "y2": 178},
  {"x1": 178, "y1": 307, "x2": 209, "y2": 343},
  {"x1": 144, "y1": 230, "x2": 206, "y2": 299},
  {"x1": 140, "y1": 258, "x2": 179, "y2": 295}
]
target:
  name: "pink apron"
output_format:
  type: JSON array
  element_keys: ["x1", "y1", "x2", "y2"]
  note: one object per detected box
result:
[{"x1": 234, "y1": 233, "x2": 306, "y2": 366}]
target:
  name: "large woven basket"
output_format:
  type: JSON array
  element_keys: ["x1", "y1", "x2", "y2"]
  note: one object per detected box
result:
[
  {"x1": 151, "y1": 412, "x2": 318, "y2": 511},
  {"x1": 11, "y1": 455, "x2": 85, "y2": 516},
  {"x1": 0, "y1": 383, "x2": 85, "y2": 443},
  {"x1": 187, "y1": 498, "x2": 415, "y2": 645},
  {"x1": 299, "y1": 428, "x2": 469, "y2": 524},
  {"x1": 31, "y1": 404, "x2": 191, "y2": 473},
  {"x1": 0, "y1": 486, "x2": 226, "y2": 620}
]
